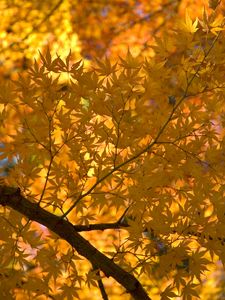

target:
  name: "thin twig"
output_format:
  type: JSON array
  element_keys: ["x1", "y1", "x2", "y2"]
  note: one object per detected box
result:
[{"x1": 62, "y1": 32, "x2": 221, "y2": 218}]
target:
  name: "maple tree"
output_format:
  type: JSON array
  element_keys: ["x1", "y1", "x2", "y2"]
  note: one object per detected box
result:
[{"x1": 1, "y1": 0, "x2": 225, "y2": 299}]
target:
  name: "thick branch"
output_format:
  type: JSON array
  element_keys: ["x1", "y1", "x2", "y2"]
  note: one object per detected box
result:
[{"x1": 0, "y1": 186, "x2": 151, "y2": 300}]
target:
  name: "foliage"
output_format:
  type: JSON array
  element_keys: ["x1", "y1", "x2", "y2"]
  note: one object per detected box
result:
[{"x1": 1, "y1": 0, "x2": 225, "y2": 299}]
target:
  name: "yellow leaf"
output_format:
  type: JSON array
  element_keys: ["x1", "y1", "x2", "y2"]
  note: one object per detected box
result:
[{"x1": 180, "y1": 10, "x2": 199, "y2": 33}]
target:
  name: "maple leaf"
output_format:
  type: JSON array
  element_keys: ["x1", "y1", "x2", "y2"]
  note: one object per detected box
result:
[
  {"x1": 179, "y1": 10, "x2": 199, "y2": 34},
  {"x1": 161, "y1": 285, "x2": 178, "y2": 300},
  {"x1": 1, "y1": 3, "x2": 225, "y2": 300}
]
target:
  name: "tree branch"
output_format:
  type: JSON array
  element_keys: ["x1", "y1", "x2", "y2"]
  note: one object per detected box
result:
[
  {"x1": 0, "y1": 185, "x2": 151, "y2": 300},
  {"x1": 73, "y1": 222, "x2": 129, "y2": 232},
  {"x1": 91, "y1": 263, "x2": 109, "y2": 300},
  {"x1": 97, "y1": 273, "x2": 109, "y2": 300}
]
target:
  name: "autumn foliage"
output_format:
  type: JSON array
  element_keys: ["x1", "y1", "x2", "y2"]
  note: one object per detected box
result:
[{"x1": 1, "y1": 0, "x2": 225, "y2": 299}]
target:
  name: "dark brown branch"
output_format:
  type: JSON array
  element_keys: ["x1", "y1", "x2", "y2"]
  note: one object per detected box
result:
[
  {"x1": 97, "y1": 273, "x2": 109, "y2": 300},
  {"x1": 91, "y1": 263, "x2": 109, "y2": 300},
  {"x1": 73, "y1": 222, "x2": 128, "y2": 232},
  {"x1": 0, "y1": 186, "x2": 151, "y2": 300},
  {"x1": 73, "y1": 219, "x2": 225, "y2": 248},
  {"x1": 97, "y1": 271, "x2": 109, "y2": 300}
]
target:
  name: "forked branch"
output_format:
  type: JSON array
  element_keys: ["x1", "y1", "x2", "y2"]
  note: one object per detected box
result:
[{"x1": 0, "y1": 185, "x2": 151, "y2": 300}]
